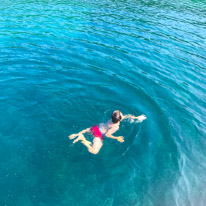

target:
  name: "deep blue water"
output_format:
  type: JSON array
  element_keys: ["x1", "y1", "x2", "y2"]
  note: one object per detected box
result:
[{"x1": 0, "y1": 0, "x2": 206, "y2": 205}]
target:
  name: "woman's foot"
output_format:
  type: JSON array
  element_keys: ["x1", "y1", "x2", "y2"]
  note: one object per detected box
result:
[
  {"x1": 69, "y1": 134, "x2": 78, "y2": 140},
  {"x1": 73, "y1": 134, "x2": 85, "y2": 143}
]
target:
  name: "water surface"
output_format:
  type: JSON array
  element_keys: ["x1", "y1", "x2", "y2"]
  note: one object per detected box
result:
[{"x1": 0, "y1": 0, "x2": 206, "y2": 205}]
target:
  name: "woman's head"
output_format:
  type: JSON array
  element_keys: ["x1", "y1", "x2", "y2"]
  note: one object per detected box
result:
[{"x1": 111, "y1": 110, "x2": 123, "y2": 123}]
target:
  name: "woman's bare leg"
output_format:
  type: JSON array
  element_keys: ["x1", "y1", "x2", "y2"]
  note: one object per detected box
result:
[
  {"x1": 69, "y1": 128, "x2": 90, "y2": 140},
  {"x1": 87, "y1": 138, "x2": 103, "y2": 154},
  {"x1": 72, "y1": 134, "x2": 90, "y2": 144},
  {"x1": 72, "y1": 134, "x2": 102, "y2": 155}
]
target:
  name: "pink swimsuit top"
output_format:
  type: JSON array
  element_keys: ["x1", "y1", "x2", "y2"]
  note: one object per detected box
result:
[{"x1": 90, "y1": 125, "x2": 104, "y2": 141}]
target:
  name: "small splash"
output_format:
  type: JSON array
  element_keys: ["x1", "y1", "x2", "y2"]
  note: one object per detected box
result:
[
  {"x1": 129, "y1": 119, "x2": 143, "y2": 123},
  {"x1": 132, "y1": 117, "x2": 147, "y2": 123},
  {"x1": 126, "y1": 114, "x2": 147, "y2": 124}
]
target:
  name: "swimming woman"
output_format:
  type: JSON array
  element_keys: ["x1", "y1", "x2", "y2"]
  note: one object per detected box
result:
[{"x1": 69, "y1": 110, "x2": 146, "y2": 154}]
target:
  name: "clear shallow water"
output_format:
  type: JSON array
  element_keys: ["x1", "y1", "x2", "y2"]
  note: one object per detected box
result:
[{"x1": 0, "y1": 0, "x2": 206, "y2": 205}]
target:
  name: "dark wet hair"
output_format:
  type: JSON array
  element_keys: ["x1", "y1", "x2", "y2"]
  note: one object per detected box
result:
[{"x1": 111, "y1": 110, "x2": 122, "y2": 123}]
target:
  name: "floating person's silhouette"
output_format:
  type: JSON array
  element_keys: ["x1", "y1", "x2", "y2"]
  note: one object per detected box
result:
[{"x1": 69, "y1": 110, "x2": 146, "y2": 154}]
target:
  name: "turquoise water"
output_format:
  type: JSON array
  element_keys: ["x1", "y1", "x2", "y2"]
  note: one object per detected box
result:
[{"x1": 0, "y1": 0, "x2": 206, "y2": 205}]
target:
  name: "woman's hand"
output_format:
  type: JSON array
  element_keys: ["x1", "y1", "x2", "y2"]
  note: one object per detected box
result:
[
  {"x1": 124, "y1": 114, "x2": 147, "y2": 121},
  {"x1": 116, "y1": 136, "x2": 124, "y2": 143},
  {"x1": 137, "y1": 114, "x2": 147, "y2": 121}
]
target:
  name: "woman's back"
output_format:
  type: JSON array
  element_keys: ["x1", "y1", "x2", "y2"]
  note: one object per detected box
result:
[{"x1": 100, "y1": 120, "x2": 119, "y2": 136}]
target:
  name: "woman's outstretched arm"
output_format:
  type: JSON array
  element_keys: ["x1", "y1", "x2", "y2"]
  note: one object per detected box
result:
[
  {"x1": 123, "y1": 114, "x2": 147, "y2": 121},
  {"x1": 105, "y1": 126, "x2": 124, "y2": 143},
  {"x1": 106, "y1": 134, "x2": 124, "y2": 143}
]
